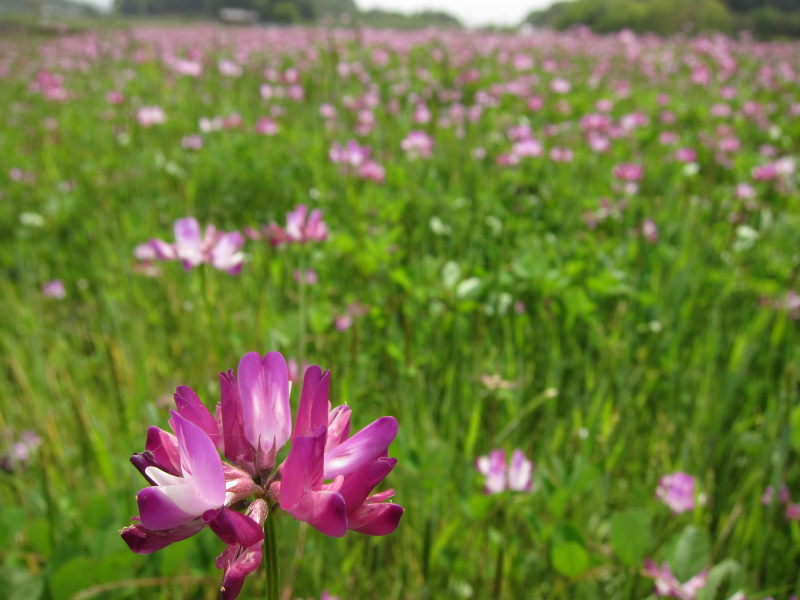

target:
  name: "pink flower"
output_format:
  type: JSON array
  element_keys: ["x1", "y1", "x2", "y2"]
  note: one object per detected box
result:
[
  {"x1": 121, "y1": 413, "x2": 263, "y2": 557},
  {"x1": 106, "y1": 90, "x2": 124, "y2": 105},
  {"x1": 181, "y1": 135, "x2": 203, "y2": 150},
  {"x1": 613, "y1": 163, "x2": 644, "y2": 182},
  {"x1": 42, "y1": 279, "x2": 66, "y2": 299},
  {"x1": 255, "y1": 117, "x2": 278, "y2": 135},
  {"x1": 293, "y1": 269, "x2": 318, "y2": 285},
  {"x1": 278, "y1": 367, "x2": 403, "y2": 537},
  {"x1": 476, "y1": 449, "x2": 533, "y2": 494},
  {"x1": 401, "y1": 130, "x2": 434, "y2": 158},
  {"x1": 140, "y1": 217, "x2": 245, "y2": 274},
  {"x1": 656, "y1": 472, "x2": 696, "y2": 514},
  {"x1": 641, "y1": 218, "x2": 659, "y2": 243},
  {"x1": 268, "y1": 205, "x2": 328, "y2": 246},
  {"x1": 137, "y1": 106, "x2": 166, "y2": 127},
  {"x1": 642, "y1": 560, "x2": 707, "y2": 599},
  {"x1": 550, "y1": 147, "x2": 573, "y2": 162}
]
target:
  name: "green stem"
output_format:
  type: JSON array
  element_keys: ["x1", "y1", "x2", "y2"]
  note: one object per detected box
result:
[
  {"x1": 264, "y1": 515, "x2": 279, "y2": 600},
  {"x1": 297, "y1": 249, "x2": 308, "y2": 369}
]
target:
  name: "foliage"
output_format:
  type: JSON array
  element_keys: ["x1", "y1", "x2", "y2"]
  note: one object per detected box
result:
[{"x1": 1, "y1": 22, "x2": 800, "y2": 600}]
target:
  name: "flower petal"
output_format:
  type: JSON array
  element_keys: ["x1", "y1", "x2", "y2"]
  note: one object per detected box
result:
[
  {"x1": 121, "y1": 520, "x2": 204, "y2": 554},
  {"x1": 173, "y1": 386, "x2": 220, "y2": 447},
  {"x1": 143, "y1": 426, "x2": 181, "y2": 475},
  {"x1": 349, "y1": 501, "x2": 404, "y2": 536},
  {"x1": 172, "y1": 411, "x2": 225, "y2": 507},
  {"x1": 205, "y1": 507, "x2": 264, "y2": 547},
  {"x1": 337, "y1": 457, "x2": 397, "y2": 511},
  {"x1": 324, "y1": 416, "x2": 398, "y2": 479},
  {"x1": 237, "y1": 352, "x2": 292, "y2": 459},
  {"x1": 137, "y1": 485, "x2": 197, "y2": 530},
  {"x1": 294, "y1": 365, "x2": 330, "y2": 438}
]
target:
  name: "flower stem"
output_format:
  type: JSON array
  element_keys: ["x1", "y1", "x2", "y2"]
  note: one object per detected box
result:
[
  {"x1": 297, "y1": 248, "x2": 307, "y2": 368},
  {"x1": 264, "y1": 515, "x2": 279, "y2": 600}
]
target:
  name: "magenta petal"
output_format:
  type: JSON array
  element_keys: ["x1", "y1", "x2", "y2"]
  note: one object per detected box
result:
[
  {"x1": 148, "y1": 239, "x2": 177, "y2": 260},
  {"x1": 237, "y1": 352, "x2": 292, "y2": 458},
  {"x1": 294, "y1": 365, "x2": 330, "y2": 438},
  {"x1": 219, "y1": 371, "x2": 253, "y2": 468},
  {"x1": 280, "y1": 434, "x2": 324, "y2": 511},
  {"x1": 205, "y1": 507, "x2": 264, "y2": 547},
  {"x1": 211, "y1": 231, "x2": 245, "y2": 274},
  {"x1": 216, "y1": 501, "x2": 268, "y2": 600},
  {"x1": 293, "y1": 489, "x2": 348, "y2": 538},
  {"x1": 144, "y1": 426, "x2": 181, "y2": 475},
  {"x1": 174, "y1": 217, "x2": 201, "y2": 250},
  {"x1": 324, "y1": 416, "x2": 398, "y2": 479},
  {"x1": 218, "y1": 543, "x2": 262, "y2": 600},
  {"x1": 137, "y1": 486, "x2": 196, "y2": 530},
  {"x1": 174, "y1": 386, "x2": 220, "y2": 447},
  {"x1": 121, "y1": 520, "x2": 204, "y2": 553},
  {"x1": 350, "y1": 501, "x2": 404, "y2": 536},
  {"x1": 338, "y1": 457, "x2": 397, "y2": 510},
  {"x1": 131, "y1": 451, "x2": 161, "y2": 484},
  {"x1": 325, "y1": 405, "x2": 351, "y2": 453},
  {"x1": 172, "y1": 412, "x2": 225, "y2": 507}
]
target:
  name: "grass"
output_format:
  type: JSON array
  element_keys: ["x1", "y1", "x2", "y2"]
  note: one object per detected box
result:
[{"x1": 1, "y1": 22, "x2": 799, "y2": 600}]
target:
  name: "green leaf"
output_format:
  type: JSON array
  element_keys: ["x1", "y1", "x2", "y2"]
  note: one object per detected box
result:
[
  {"x1": 0, "y1": 566, "x2": 44, "y2": 600},
  {"x1": 552, "y1": 541, "x2": 590, "y2": 578},
  {"x1": 609, "y1": 508, "x2": 652, "y2": 566},
  {"x1": 668, "y1": 525, "x2": 710, "y2": 583},
  {"x1": 49, "y1": 556, "x2": 95, "y2": 600},
  {"x1": 697, "y1": 559, "x2": 745, "y2": 600}
]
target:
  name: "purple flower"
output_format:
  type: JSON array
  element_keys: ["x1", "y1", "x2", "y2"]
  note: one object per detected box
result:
[
  {"x1": 279, "y1": 366, "x2": 403, "y2": 537},
  {"x1": 122, "y1": 351, "x2": 402, "y2": 598},
  {"x1": 642, "y1": 560, "x2": 707, "y2": 599},
  {"x1": 121, "y1": 412, "x2": 262, "y2": 556},
  {"x1": 216, "y1": 499, "x2": 267, "y2": 600},
  {"x1": 401, "y1": 130, "x2": 434, "y2": 158},
  {"x1": 267, "y1": 205, "x2": 328, "y2": 246},
  {"x1": 218, "y1": 352, "x2": 292, "y2": 474},
  {"x1": 42, "y1": 279, "x2": 66, "y2": 299},
  {"x1": 137, "y1": 106, "x2": 166, "y2": 127},
  {"x1": 656, "y1": 472, "x2": 696, "y2": 514},
  {"x1": 476, "y1": 449, "x2": 533, "y2": 494},
  {"x1": 139, "y1": 217, "x2": 245, "y2": 274}
]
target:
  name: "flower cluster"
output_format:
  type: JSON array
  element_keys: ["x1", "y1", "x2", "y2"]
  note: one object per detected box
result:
[
  {"x1": 642, "y1": 560, "x2": 707, "y2": 599},
  {"x1": 656, "y1": 472, "x2": 697, "y2": 514},
  {"x1": 476, "y1": 449, "x2": 533, "y2": 494},
  {"x1": 135, "y1": 217, "x2": 245, "y2": 275},
  {"x1": 121, "y1": 351, "x2": 403, "y2": 599}
]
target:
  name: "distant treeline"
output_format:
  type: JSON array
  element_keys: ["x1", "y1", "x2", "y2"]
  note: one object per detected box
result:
[
  {"x1": 115, "y1": 0, "x2": 462, "y2": 28},
  {"x1": 526, "y1": 0, "x2": 800, "y2": 39},
  {"x1": 116, "y1": 0, "x2": 355, "y2": 23}
]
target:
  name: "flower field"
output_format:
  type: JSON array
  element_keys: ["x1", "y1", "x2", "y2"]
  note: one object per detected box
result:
[{"x1": 1, "y1": 23, "x2": 800, "y2": 599}]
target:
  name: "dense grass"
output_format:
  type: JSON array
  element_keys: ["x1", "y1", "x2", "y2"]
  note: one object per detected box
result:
[{"x1": 1, "y1": 23, "x2": 799, "y2": 600}]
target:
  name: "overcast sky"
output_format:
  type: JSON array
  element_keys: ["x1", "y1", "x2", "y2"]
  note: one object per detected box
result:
[
  {"x1": 78, "y1": 0, "x2": 556, "y2": 27},
  {"x1": 357, "y1": 0, "x2": 555, "y2": 26}
]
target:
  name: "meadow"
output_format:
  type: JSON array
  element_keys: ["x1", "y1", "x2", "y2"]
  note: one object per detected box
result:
[{"x1": 1, "y1": 22, "x2": 800, "y2": 600}]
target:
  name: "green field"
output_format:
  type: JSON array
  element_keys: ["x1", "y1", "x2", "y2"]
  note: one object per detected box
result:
[{"x1": 1, "y1": 23, "x2": 800, "y2": 600}]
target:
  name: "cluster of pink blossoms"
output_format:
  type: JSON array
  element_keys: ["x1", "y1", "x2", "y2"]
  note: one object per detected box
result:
[
  {"x1": 121, "y1": 351, "x2": 403, "y2": 599},
  {"x1": 656, "y1": 472, "x2": 697, "y2": 514},
  {"x1": 476, "y1": 449, "x2": 534, "y2": 494},
  {"x1": 135, "y1": 217, "x2": 245, "y2": 275}
]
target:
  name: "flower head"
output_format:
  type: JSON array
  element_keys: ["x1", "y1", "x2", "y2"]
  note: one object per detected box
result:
[
  {"x1": 643, "y1": 560, "x2": 707, "y2": 599},
  {"x1": 476, "y1": 448, "x2": 533, "y2": 494},
  {"x1": 656, "y1": 472, "x2": 696, "y2": 514},
  {"x1": 138, "y1": 217, "x2": 245, "y2": 274},
  {"x1": 267, "y1": 205, "x2": 328, "y2": 246}
]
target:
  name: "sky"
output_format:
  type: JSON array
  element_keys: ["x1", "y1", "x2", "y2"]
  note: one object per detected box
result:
[
  {"x1": 76, "y1": 0, "x2": 556, "y2": 27},
  {"x1": 356, "y1": 0, "x2": 555, "y2": 27}
]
